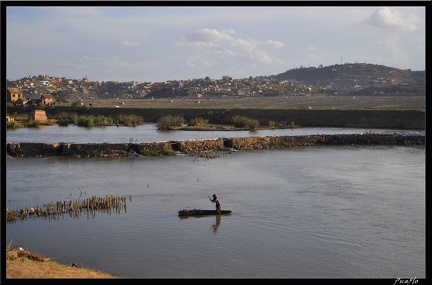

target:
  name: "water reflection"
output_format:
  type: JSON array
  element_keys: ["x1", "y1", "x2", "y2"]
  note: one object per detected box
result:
[
  {"x1": 212, "y1": 215, "x2": 221, "y2": 233},
  {"x1": 177, "y1": 214, "x2": 223, "y2": 233}
]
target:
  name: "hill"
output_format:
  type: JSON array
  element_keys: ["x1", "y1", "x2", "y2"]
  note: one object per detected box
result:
[
  {"x1": 6, "y1": 63, "x2": 425, "y2": 101},
  {"x1": 274, "y1": 63, "x2": 425, "y2": 96}
]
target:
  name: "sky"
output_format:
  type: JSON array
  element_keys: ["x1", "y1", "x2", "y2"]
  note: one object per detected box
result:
[{"x1": 4, "y1": 4, "x2": 426, "y2": 83}]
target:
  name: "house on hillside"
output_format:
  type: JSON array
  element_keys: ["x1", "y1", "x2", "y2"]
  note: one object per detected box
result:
[
  {"x1": 41, "y1": 94, "x2": 55, "y2": 106},
  {"x1": 7, "y1": 87, "x2": 23, "y2": 102},
  {"x1": 15, "y1": 97, "x2": 29, "y2": 107}
]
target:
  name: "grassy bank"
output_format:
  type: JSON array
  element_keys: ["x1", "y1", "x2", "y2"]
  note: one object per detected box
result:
[{"x1": 44, "y1": 106, "x2": 425, "y2": 130}]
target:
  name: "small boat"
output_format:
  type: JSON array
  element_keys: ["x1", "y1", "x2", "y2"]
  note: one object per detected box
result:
[{"x1": 178, "y1": 209, "x2": 232, "y2": 216}]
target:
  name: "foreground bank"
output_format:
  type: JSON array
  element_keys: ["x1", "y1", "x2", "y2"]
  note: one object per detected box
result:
[
  {"x1": 6, "y1": 133, "x2": 425, "y2": 158},
  {"x1": 6, "y1": 246, "x2": 119, "y2": 279}
]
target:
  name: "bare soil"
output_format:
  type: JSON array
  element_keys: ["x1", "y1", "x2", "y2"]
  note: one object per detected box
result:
[{"x1": 5, "y1": 247, "x2": 119, "y2": 279}]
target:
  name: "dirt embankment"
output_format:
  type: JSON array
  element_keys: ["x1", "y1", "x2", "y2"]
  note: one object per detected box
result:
[
  {"x1": 6, "y1": 133, "x2": 425, "y2": 159},
  {"x1": 6, "y1": 247, "x2": 119, "y2": 279}
]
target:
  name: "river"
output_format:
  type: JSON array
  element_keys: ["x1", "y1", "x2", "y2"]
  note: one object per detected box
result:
[{"x1": 5, "y1": 125, "x2": 425, "y2": 279}]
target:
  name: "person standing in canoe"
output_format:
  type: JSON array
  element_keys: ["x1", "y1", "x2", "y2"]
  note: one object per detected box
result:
[{"x1": 210, "y1": 194, "x2": 221, "y2": 212}]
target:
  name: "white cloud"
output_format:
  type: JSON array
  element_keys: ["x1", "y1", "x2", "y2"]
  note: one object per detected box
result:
[
  {"x1": 265, "y1": 40, "x2": 285, "y2": 49},
  {"x1": 175, "y1": 40, "x2": 221, "y2": 50},
  {"x1": 231, "y1": 38, "x2": 256, "y2": 50},
  {"x1": 186, "y1": 56, "x2": 217, "y2": 68},
  {"x1": 363, "y1": 7, "x2": 419, "y2": 32},
  {"x1": 306, "y1": 46, "x2": 328, "y2": 62},
  {"x1": 215, "y1": 49, "x2": 237, "y2": 57},
  {"x1": 63, "y1": 56, "x2": 102, "y2": 71},
  {"x1": 81, "y1": 56, "x2": 101, "y2": 61},
  {"x1": 185, "y1": 28, "x2": 235, "y2": 42},
  {"x1": 249, "y1": 50, "x2": 279, "y2": 65},
  {"x1": 124, "y1": 41, "x2": 140, "y2": 47},
  {"x1": 177, "y1": 28, "x2": 285, "y2": 66}
]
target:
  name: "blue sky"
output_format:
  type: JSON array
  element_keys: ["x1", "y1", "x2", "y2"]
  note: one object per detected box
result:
[{"x1": 5, "y1": 5, "x2": 426, "y2": 82}]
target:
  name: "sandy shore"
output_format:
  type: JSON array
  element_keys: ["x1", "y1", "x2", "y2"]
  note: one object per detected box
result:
[{"x1": 6, "y1": 247, "x2": 119, "y2": 279}]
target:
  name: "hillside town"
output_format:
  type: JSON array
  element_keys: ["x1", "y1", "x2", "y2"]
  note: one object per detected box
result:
[
  {"x1": 6, "y1": 63, "x2": 425, "y2": 107},
  {"x1": 5, "y1": 73, "x2": 326, "y2": 106}
]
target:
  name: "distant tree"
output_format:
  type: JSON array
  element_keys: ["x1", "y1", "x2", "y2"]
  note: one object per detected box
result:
[
  {"x1": 156, "y1": 115, "x2": 184, "y2": 130},
  {"x1": 51, "y1": 92, "x2": 67, "y2": 103},
  {"x1": 188, "y1": 117, "x2": 209, "y2": 126}
]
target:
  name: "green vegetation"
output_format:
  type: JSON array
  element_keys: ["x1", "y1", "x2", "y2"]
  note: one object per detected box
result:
[
  {"x1": 77, "y1": 116, "x2": 94, "y2": 128},
  {"x1": 6, "y1": 121, "x2": 25, "y2": 129},
  {"x1": 8, "y1": 111, "x2": 28, "y2": 119},
  {"x1": 51, "y1": 111, "x2": 292, "y2": 131},
  {"x1": 71, "y1": 100, "x2": 90, "y2": 111},
  {"x1": 93, "y1": 115, "x2": 113, "y2": 126},
  {"x1": 27, "y1": 120, "x2": 44, "y2": 128},
  {"x1": 116, "y1": 114, "x2": 144, "y2": 127},
  {"x1": 141, "y1": 148, "x2": 159, "y2": 156},
  {"x1": 55, "y1": 112, "x2": 79, "y2": 126},
  {"x1": 232, "y1": 115, "x2": 260, "y2": 131},
  {"x1": 6, "y1": 112, "x2": 28, "y2": 129},
  {"x1": 50, "y1": 92, "x2": 68, "y2": 103},
  {"x1": 156, "y1": 115, "x2": 185, "y2": 130},
  {"x1": 268, "y1": 120, "x2": 299, "y2": 129},
  {"x1": 141, "y1": 146, "x2": 175, "y2": 156},
  {"x1": 53, "y1": 112, "x2": 143, "y2": 127},
  {"x1": 188, "y1": 117, "x2": 209, "y2": 127},
  {"x1": 71, "y1": 100, "x2": 81, "y2": 107}
]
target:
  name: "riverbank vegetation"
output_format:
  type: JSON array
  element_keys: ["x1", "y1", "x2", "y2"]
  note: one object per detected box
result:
[
  {"x1": 54, "y1": 112, "x2": 144, "y2": 127},
  {"x1": 156, "y1": 115, "x2": 185, "y2": 130},
  {"x1": 6, "y1": 120, "x2": 25, "y2": 129},
  {"x1": 6, "y1": 112, "x2": 299, "y2": 131},
  {"x1": 6, "y1": 111, "x2": 145, "y2": 129},
  {"x1": 232, "y1": 115, "x2": 260, "y2": 131},
  {"x1": 154, "y1": 114, "x2": 297, "y2": 132},
  {"x1": 6, "y1": 96, "x2": 426, "y2": 131}
]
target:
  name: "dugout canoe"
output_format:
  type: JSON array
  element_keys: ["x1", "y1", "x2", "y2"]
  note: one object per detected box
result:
[{"x1": 178, "y1": 209, "x2": 232, "y2": 216}]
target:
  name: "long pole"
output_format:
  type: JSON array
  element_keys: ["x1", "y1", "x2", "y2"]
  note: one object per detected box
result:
[{"x1": 208, "y1": 196, "x2": 221, "y2": 214}]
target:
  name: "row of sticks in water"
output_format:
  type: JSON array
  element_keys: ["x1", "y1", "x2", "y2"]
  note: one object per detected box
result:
[{"x1": 6, "y1": 195, "x2": 129, "y2": 223}]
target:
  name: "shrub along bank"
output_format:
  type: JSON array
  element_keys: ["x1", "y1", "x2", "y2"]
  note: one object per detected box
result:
[{"x1": 43, "y1": 106, "x2": 425, "y2": 130}]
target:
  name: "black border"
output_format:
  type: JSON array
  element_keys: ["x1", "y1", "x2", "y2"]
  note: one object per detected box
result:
[{"x1": 1, "y1": 1, "x2": 429, "y2": 284}]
